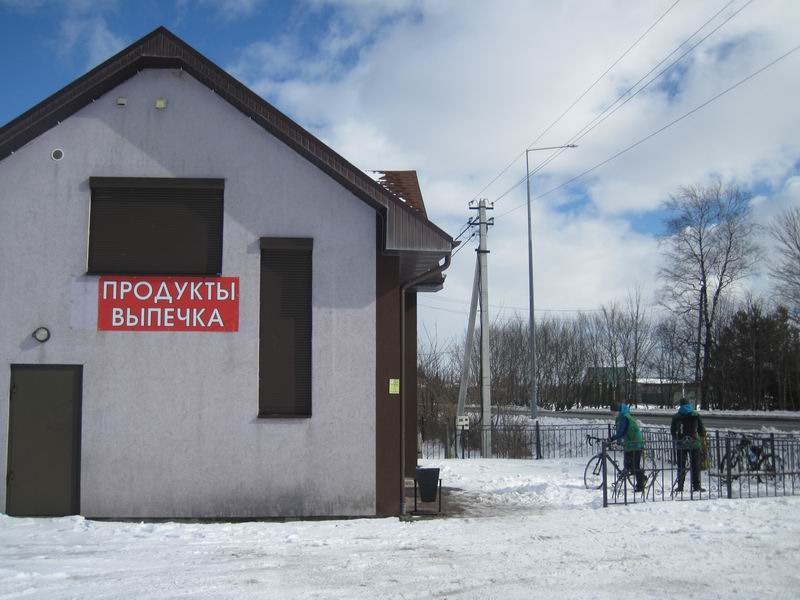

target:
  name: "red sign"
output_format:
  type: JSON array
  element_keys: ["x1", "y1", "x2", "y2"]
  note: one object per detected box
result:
[{"x1": 98, "y1": 276, "x2": 239, "y2": 332}]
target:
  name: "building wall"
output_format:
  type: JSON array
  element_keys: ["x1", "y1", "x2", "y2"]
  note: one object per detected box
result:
[
  {"x1": 375, "y1": 242, "x2": 401, "y2": 515},
  {"x1": 0, "y1": 69, "x2": 377, "y2": 517}
]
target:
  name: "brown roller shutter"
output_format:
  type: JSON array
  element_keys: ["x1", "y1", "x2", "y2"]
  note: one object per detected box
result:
[
  {"x1": 259, "y1": 238, "x2": 313, "y2": 417},
  {"x1": 88, "y1": 178, "x2": 224, "y2": 275}
]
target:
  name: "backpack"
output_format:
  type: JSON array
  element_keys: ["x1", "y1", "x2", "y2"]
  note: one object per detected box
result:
[{"x1": 700, "y1": 432, "x2": 710, "y2": 470}]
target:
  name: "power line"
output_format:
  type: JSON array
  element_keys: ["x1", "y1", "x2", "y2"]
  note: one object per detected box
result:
[
  {"x1": 452, "y1": 218, "x2": 475, "y2": 242},
  {"x1": 418, "y1": 302, "x2": 470, "y2": 315},
  {"x1": 492, "y1": 0, "x2": 748, "y2": 205},
  {"x1": 469, "y1": 0, "x2": 683, "y2": 203},
  {"x1": 418, "y1": 303, "x2": 607, "y2": 323},
  {"x1": 451, "y1": 229, "x2": 477, "y2": 258},
  {"x1": 496, "y1": 42, "x2": 800, "y2": 219},
  {"x1": 571, "y1": 1, "x2": 750, "y2": 143},
  {"x1": 424, "y1": 290, "x2": 671, "y2": 314},
  {"x1": 516, "y1": 0, "x2": 752, "y2": 193},
  {"x1": 419, "y1": 296, "x2": 613, "y2": 314},
  {"x1": 422, "y1": 294, "x2": 601, "y2": 312},
  {"x1": 450, "y1": 1, "x2": 747, "y2": 267}
]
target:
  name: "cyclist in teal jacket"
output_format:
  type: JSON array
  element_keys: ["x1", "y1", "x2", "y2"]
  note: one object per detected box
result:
[{"x1": 609, "y1": 403, "x2": 645, "y2": 492}]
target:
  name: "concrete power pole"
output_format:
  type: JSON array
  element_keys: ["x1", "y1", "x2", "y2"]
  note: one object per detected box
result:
[
  {"x1": 455, "y1": 256, "x2": 479, "y2": 456},
  {"x1": 470, "y1": 199, "x2": 493, "y2": 458}
]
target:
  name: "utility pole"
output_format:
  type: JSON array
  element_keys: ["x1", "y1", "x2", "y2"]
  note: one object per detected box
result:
[
  {"x1": 525, "y1": 144, "x2": 577, "y2": 420},
  {"x1": 469, "y1": 199, "x2": 494, "y2": 458},
  {"x1": 526, "y1": 149, "x2": 537, "y2": 421},
  {"x1": 455, "y1": 256, "x2": 479, "y2": 456}
]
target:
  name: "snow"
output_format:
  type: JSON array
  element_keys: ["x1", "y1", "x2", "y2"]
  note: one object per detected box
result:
[{"x1": 2, "y1": 457, "x2": 799, "y2": 599}]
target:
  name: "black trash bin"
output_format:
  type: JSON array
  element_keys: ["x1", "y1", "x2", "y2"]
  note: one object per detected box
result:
[{"x1": 415, "y1": 467, "x2": 440, "y2": 502}]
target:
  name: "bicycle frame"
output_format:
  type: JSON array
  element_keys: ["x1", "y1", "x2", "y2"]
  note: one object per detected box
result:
[{"x1": 585, "y1": 435, "x2": 660, "y2": 505}]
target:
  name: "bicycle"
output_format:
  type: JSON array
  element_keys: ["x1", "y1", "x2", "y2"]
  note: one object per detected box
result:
[
  {"x1": 583, "y1": 435, "x2": 661, "y2": 499},
  {"x1": 719, "y1": 435, "x2": 784, "y2": 484}
]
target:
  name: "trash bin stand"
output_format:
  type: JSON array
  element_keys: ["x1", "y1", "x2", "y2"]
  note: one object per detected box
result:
[{"x1": 413, "y1": 478, "x2": 442, "y2": 514}]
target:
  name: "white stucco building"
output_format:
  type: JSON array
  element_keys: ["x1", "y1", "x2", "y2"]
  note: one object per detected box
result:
[{"x1": 0, "y1": 28, "x2": 452, "y2": 518}]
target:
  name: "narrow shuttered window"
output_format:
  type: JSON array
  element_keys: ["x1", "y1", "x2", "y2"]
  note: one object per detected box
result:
[
  {"x1": 88, "y1": 177, "x2": 224, "y2": 275},
  {"x1": 259, "y1": 238, "x2": 313, "y2": 417}
]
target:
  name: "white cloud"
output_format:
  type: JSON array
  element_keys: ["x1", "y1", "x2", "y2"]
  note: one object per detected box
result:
[
  {"x1": 229, "y1": 0, "x2": 800, "y2": 340},
  {"x1": 57, "y1": 16, "x2": 126, "y2": 69},
  {"x1": 746, "y1": 176, "x2": 800, "y2": 295},
  {"x1": 180, "y1": 0, "x2": 266, "y2": 21}
]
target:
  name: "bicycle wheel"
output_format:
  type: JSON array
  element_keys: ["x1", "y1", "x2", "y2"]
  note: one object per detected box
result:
[
  {"x1": 719, "y1": 452, "x2": 742, "y2": 483},
  {"x1": 583, "y1": 455, "x2": 607, "y2": 489},
  {"x1": 757, "y1": 454, "x2": 784, "y2": 484},
  {"x1": 642, "y1": 451, "x2": 663, "y2": 497},
  {"x1": 614, "y1": 469, "x2": 637, "y2": 500}
]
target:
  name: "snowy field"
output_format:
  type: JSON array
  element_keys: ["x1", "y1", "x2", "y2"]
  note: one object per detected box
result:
[{"x1": 2, "y1": 457, "x2": 799, "y2": 599}]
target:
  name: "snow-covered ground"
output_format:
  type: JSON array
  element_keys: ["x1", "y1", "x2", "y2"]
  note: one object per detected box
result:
[{"x1": 2, "y1": 457, "x2": 799, "y2": 599}]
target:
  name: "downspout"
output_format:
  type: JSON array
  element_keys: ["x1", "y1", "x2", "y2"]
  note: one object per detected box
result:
[{"x1": 399, "y1": 252, "x2": 451, "y2": 515}]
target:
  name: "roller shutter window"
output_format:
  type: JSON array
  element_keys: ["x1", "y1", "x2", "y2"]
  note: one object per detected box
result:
[
  {"x1": 88, "y1": 178, "x2": 224, "y2": 275},
  {"x1": 259, "y1": 238, "x2": 313, "y2": 417}
]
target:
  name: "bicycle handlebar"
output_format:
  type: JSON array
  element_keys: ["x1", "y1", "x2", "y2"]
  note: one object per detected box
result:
[{"x1": 587, "y1": 435, "x2": 613, "y2": 446}]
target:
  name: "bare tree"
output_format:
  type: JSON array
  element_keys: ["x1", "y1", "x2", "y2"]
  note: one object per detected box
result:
[
  {"x1": 648, "y1": 314, "x2": 692, "y2": 405},
  {"x1": 619, "y1": 286, "x2": 655, "y2": 405},
  {"x1": 582, "y1": 305, "x2": 625, "y2": 407},
  {"x1": 658, "y1": 180, "x2": 759, "y2": 409},
  {"x1": 418, "y1": 328, "x2": 462, "y2": 455},
  {"x1": 769, "y1": 206, "x2": 800, "y2": 317},
  {"x1": 536, "y1": 314, "x2": 590, "y2": 409},
  {"x1": 489, "y1": 314, "x2": 528, "y2": 420}
]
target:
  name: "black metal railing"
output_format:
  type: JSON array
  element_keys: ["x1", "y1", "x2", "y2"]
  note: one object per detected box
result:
[
  {"x1": 597, "y1": 434, "x2": 800, "y2": 506},
  {"x1": 419, "y1": 421, "x2": 799, "y2": 462},
  {"x1": 423, "y1": 422, "x2": 619, "y2": 460}
]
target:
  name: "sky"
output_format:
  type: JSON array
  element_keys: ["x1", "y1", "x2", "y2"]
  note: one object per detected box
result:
[{"x1": 1, "y1": 0, "x2": 799, "y2": 346}]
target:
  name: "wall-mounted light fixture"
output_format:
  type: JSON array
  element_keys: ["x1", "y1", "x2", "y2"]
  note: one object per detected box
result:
[
  {"x1": 32, "y1": 327, "x2": 51, "y2": 343},
  {"x1": 154, "y1": 97, "x2": 168, "y2": 110}
]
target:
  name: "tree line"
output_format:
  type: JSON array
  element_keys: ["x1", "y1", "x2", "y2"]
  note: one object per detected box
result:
[{"x1": 418, "y1": 180, "x2": 800, "y2": 432}]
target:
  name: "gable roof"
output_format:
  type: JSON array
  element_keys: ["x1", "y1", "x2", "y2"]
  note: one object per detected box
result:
[{"x1": 0, "y1": 27, "x2": 452, "y2": 280}]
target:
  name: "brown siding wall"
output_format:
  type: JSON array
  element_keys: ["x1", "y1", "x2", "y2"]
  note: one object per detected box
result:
[
  {"x1": 404, "y1": 292, "x2": 418, "y2": 477},
  {"x1": 375, "y1": 217, "x2": 401, "y2": 516}
]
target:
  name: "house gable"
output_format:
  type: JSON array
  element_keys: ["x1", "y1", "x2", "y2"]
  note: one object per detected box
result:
[{"x1": 0, "y1": 27, "x2": 453, "y2": 274}]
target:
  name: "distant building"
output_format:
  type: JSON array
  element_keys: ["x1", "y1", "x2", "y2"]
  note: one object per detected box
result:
[
  {"x1": 582, "y1": 367, "x2": 629, "y2": 406},
  {"x1": 0, "y1": 28, "x2": 453, "y2": 518},
  {"x1": 581, "y1": 368, "x2": 698, "y2": 408},
  {"x1": 636, "y1": 378, "x2": 698, "y2": 407}
]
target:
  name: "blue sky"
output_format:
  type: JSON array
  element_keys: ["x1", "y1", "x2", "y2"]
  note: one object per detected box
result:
[
  {"x1": 0, "y1": 1, "x2": 321, "y2": 125},
  {"x1": 2, "y1": 1, "x2": 798, "y2": 342}
]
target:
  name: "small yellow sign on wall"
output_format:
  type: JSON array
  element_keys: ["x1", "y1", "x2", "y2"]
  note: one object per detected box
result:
[{"x1": 389, "y1": 379, "x2": 400, "y2": 395}]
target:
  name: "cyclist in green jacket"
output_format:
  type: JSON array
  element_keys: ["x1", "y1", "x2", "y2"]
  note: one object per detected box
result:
[{"x1": 609, "y1": 403, "x2": 645, "y2": 492}]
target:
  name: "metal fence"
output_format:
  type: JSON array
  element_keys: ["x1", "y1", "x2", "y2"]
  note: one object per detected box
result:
[
  {"x1": 596, "y1": 433, "x2": 800, "y2": 507},
  {"x1": 422, "y1": 422, "x2": 617, "y2": 460},
  {"x1": 420, "y1": 422, "x2": 800, "y2": 461},
  {"x1": 419, "y1": 422, "x2": 800, "y2": 506}
]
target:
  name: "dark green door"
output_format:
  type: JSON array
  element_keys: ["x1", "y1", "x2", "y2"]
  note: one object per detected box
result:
[{"x1": 6, "y1": 365, "x2": 82, "y2": 516}]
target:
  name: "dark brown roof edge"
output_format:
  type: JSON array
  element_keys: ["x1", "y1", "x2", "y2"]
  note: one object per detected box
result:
[
  {"x1": 373, "y1": 170, "x2": 427, "y2": 217},
  {"x1": 0, "y1": 27, "x2": 453, "y2": 250}
]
